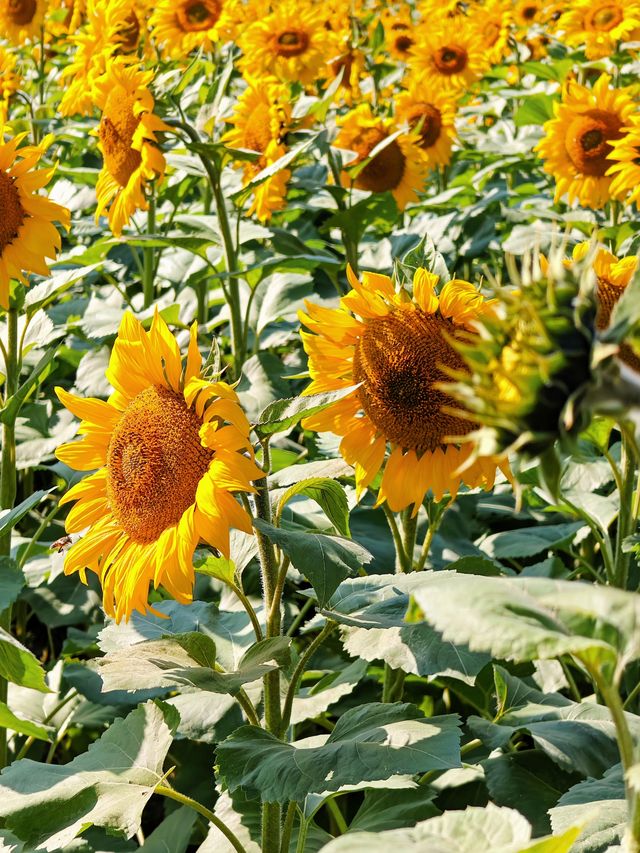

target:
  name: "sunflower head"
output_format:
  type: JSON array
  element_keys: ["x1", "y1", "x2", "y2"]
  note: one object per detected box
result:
[
  {"x1": 299, "y1": 262, "x2": 506, "y2": 513},
  {"x1": 444, "y1": 249, "x2": 600, "y2": 460},
  {"x1": 56, "y1": 311, "x2": 264, "y2": 622},
  {"x1": 0, "y1": 0, "x2": 45, "y2": 43}
]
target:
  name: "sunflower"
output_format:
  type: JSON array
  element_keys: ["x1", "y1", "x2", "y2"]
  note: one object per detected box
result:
[
  {"x1": 150, "y1": 0, "x2": 232, "y2": 59},
  {"x1": 380, "y1": 9, "x2": 416, "y2": 61},
  {"x1": 395, "y1": 80, "x2": 457, "y2": 169},
  {"x1": 558, "y1": 242, "x2": 640, "y2": 372},
  {"x1": 334, "y1": 104, "x2": 428, "y2": 210},
  {"x1": 0, "y1": 129, "x2": 70, "y2": 309},
  {"x1": 0, "y1": 47, "x2": 22, "y2": 122},
  {"x1": 606, "y1": 114, "x2": 640, "y2": 206},
  {"x1": 409, "y1": 20, "x2": 489, "y2": 93},
  {"x1": 0, "y1": 0, "x2": 45, "y2": 43},
  {"x1": 535, "y1": 73, "x2": 637, "y2": 209},
  {"x1": 467, "y1": 0, "x2": 512, "y2": 65},
  {"x1": 299, "y1": 266, "x2": 505, "y2": 512},
  {"x1": 59, "y1": 0, "x2": 147, "y2": 117},
  {"x1": 238, "y1": 0, "x2": 339, "y2": 86},
  {"x1": 512, "y1": 0, "x2": 544, "y2": 28},
  {"x1": 328, "y1": 44, "x2": 366, "y2": 104},
  {"x1": 556, "y1": 0, "x2": 640, "y2": 60},
  {"x1": 93, "y1": 60, "x2": 169, "y2": 237},
  {"x1": 56, "y1": 311, "x2": 263, "y2": 622},
  {"x1": 222, "y1": 79, "x2": 292, "y2": 221}
]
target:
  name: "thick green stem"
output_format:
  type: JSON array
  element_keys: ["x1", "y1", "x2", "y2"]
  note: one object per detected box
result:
[
  {"x1": 142, "y1": 192, "x2": 156, "y2": 309},
  {"x1": 0, "y1": 307, "x2": 19, "y2": 768},
  {"x1": 252, "y1": 439, "x2": 282, "y2": 853},
  {"x1": 593, "y1": 672, "x2": 640, "y2": 851},
  {"x1": 615, "y1": 425, "x2": 638, "y2": 590},
  {"x1": 382, "y1": 509, "x2": 416, "y2": 700},
  {"x1": 280, "y1": 802, "x2": 297, "y2": 853},
  {"x1": 156, "y1": 785, "x2": 247, "y2": 853}
]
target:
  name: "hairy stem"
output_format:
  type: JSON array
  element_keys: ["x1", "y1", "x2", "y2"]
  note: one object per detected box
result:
[
  {"x1": 280, "y1": 621, "x2": 337, "y2": 737},
  {"x1": 142, "y1": 190, "x2": 156, "y2": 309},
  {"x1": 156, "y1": 785, "x2": 247, "y2": 853}
]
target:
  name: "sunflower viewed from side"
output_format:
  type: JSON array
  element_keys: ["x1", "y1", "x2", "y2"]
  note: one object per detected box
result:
[
  {"x1": 150, "y1": 0, "x2": 231, "y2": 59},
  {"x1": 334, "y1": 103, "x2": 428, "y2": 210},
  {"x1": 395, "y1": 80, "x2": 457, "y2": 169},
  {"x1": 93, "y1": 60, "x2": 170, "y2": 236},
  {"x1": 222, "y1": 79, "x2": 293, "y2": 221},
  {"x1": 299, "y1": 265, "x2": 506, "y2": 512},
  {"x1": 0, "y1": 129, "x2": 70, "y2": 309},
  {"x1": 56, "y1": 311, "x2": 264, "y2": 622},
  {"x1": 0, "y1": 46, "x2": 21, "y2": 122},
  {"x1": 409, "y1": 20, "x2": 488, "y2": 93},
  {"x1": 606, "y1": 114, "x2": 640, "y2": 206},
  {"x1": 238, "y1": 1, "x2": 338, "y2": 86},
  {"x1": 535, "y1": 73, "x2": 637, "y2": 209},
  {"x1": 0, "y1": 0, "x2": 45, "y2": 43},
  {"x1": 556, "y1": 0, "x2": 640, "y2": 59}
]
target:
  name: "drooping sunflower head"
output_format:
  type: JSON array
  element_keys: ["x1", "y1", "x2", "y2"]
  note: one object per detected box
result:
[
  {"x1": 56, "y1": 311, "x2": 264, "y2": 622},
  {"x1": 299, "y1": 264, "x2": 506, "y2": 513},
  {"x1": 238, "y1": 0, "x2": 339, "y2": 86},
  {"x1": 0, "y1": 128, "x2": 70, "y2": 309},
  {"x1": 0, "y1": 0, "x2": 45, "y2": 43},
  {"x1": 535, "y1": 73, "x2": 637, "y2": 210},
  {"x1": 409, "y1": 19, "x2": 489, "y2": 93},
  {"x1": 334, "y1": 103, "x2": 428, "y2": 210},
  {"x1": 556, "y1": 0, "x2": 640, "y2": 59},
  {"x1": 92, "y1": 59, "x2": 170, "y2": 236},
  {"x1": 395, "y1": 80, "x2": 457, "y2": 168},
  {"x1": 445, "y1": 248, "x2": 598, "y2": 460}
]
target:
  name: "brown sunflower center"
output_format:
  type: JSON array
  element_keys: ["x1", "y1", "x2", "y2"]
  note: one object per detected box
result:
[
  {"x1": 596, "y1": 277, "x2": 640, "y2": 372},
  {"x1": 407, "y1": 103, "x2": 443, "y2": 149},
  {"x1": 350, "y1": 127, "x2": 406, "y2": 193},
  {"x1": 352, "y1": 306, "x2": 475, "y2": 454},
  {"x1": 98, "y1": 92, "x2": 142, "y2": 188},
  {"x1": 565, "y1": 109, "x2": 623, "y2": 176},
  {"x1": 0, "y1": 169, "x2": 27, "y2": 252},
  {"x1": 394, "y1": 33, "x2": 414, "y2": 54},
  {"x1": 521, "y1": 4, "x2": 539, "y2": 20},
  {"x1": 106, "y1": 385, "x2": 213, "y2": 544},
  {"x1": 176, "y1": 0, "x2": 220, "y2": 32},
  {"x1": 117, "y1": 11, "x2": 140, "y2": 53},
  {"x1": 7, "y1": 0, "x2": 37, "y2": 26},
  {"x1": 275, "y1": 29, "x2": 310, "y2": 56},
  {"x1": 588, "y1": 5, "x2": 623, "y2": 30},
  {"x1": 434, "y1": 45, "x2": 468, "y2": 75},
  {"x1": 331, "y1": 51, "x2": 354, "y2": 84}
]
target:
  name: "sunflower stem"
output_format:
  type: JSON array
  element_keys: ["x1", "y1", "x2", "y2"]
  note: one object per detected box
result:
[
  {"x1": 252, "y1": 438, "x2": 282, "y2": 853},
  {"x1": 155, "y1": 785, "x2": 247, "y2": 853},
  {"x1": 142, "y1": 190, "x2": 156, "y2": 309},
  {"x1": 0, "y1": 306, "x2": 19, "y2": 768},
  {"x1": 614, "y1": 422, "x2": 639, "y2": 589}
]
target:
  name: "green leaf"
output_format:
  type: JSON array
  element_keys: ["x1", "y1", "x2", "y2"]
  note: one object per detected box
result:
[
  {"x1": 290, "y1": 659, "x2": 368, "y2": 726},
  {"x1": 480, "y1": 523, "x2": 584, "y2": 561},
  {"x1": 217, "y1": 703, "x2": 461, "y2": 802},
  {"x1": 193, "y1": 552, "x2": 235, "y2": 586},
  {"x1": 323, "y1": 574, "x2": 489, "y2": 682},
  {"x1": 98, "y1": 633, "x2": 288, "y2": 697},
  {"x1": 253, "y1": 519, "x2": 372, "y2": 605},
  {"x1": 0, "y1": 490, "x2": 54, "y2": 539},
  {"x1": 347, "y1": 787, "x2": 440, "y2": 833},
  {"x1": 0, "y1": 627, "x2": 49, "y2": 692},
  {"x1": 411, "y1": 573, "x2": 640, "y2": 676},
  {"x1": 318, "y1": 803, "x2": 581, "y2": 853},
  {"x1": 549, "y1": 764, "x2": 625, "y2": 853},
  {"x1": 0, "y1": 559, "x2": 24, "y2": 612},
  {"x1": 0, "y1": 700, "x2": 53, "y2": 742},
  {"x1": 514, "y1": 94, "x2": 557, "y2": 127},
  {"x1": 0, "y1": 701, "x2": 177, "y2": 850},
  {"x1": 275, "y1": 477, "x2": 351, "y2": 536},
  {"x1": 139, "y1": 806, "x2": 196, "y2": 853},
  {"x1": 254, "y1": 387, "x2": 358, "y2": 438}
]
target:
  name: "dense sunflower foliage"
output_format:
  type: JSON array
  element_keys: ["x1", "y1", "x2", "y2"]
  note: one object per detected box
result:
[{"x1": 4, "y1": 1, "x2": 640, "y2": 852}]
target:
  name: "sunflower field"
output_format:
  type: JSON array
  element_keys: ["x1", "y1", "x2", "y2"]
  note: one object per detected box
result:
[{"x1": 5, "y1": 0, "x2": 640, "y2": 851}]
